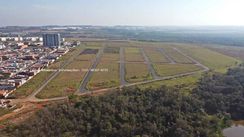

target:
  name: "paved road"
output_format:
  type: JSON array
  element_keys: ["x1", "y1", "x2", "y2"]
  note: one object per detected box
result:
[
  {"x1": 173, "y1": 47, "x2": 209, "y2": 71},
  {"x1": 79, "y1": 47, "x2": 104, "y2": 92},
  {"x1": 120, "y1": 47, "x2": 128, "y2": 86},
  {"x1": 140, "y1": 48, "x2": 161, "y2": 79},
  {"x1": 157, "y1": 48, "x2": 176, "y2": 64}
]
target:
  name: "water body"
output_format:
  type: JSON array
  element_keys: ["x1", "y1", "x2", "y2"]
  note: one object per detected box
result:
[{"x1": 223, "y1": 121, "x2": 244, "y2": 137}]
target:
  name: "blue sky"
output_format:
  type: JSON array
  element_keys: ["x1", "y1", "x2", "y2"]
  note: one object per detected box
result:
[{"x1": 0, "y1": 0, "x2": 244, "y2": 26}]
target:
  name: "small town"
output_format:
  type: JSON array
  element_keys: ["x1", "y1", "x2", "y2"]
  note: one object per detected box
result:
[{"x1": 0, "y1": 34, "x2": 78, "y2": 108}]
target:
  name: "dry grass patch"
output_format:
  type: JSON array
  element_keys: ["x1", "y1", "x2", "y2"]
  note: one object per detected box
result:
[
  {"x1": 125, "y1": 63, "x2": 152, "y2": 83},
  {"x1": 153, "y1": 64, "x2": 202, "y2": 77}
]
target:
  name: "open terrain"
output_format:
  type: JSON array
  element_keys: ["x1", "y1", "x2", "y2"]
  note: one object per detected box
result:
[{"x1": 6, "y1": 41, "x2": 242, "y2": 100}]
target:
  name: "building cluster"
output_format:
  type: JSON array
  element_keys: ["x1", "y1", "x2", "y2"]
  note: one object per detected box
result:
[
  {"x1": 0, "y1": 36, "x2": 43, "y2": 42},
  {"x1": 0, "y1": 33, "x2": 70, "y2": 100}
]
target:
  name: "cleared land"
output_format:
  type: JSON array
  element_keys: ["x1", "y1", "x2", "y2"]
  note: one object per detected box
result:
[
  {"x1": 138, "y1": 73, "x2": 202, "y2": 92},
  {"x1": 13, "y1": 72, "x2": 53, "y2": 98},
  {"x1": 87, "y1": 47, "x2": 120, "y2": 90},
  {"x1": 125, "y1": 63, "x2": 152, "y2": 83},
  {"x1": 144, "y1": 47, "x2": 169, "y2": 63},
  {"x1": 162, "y1": 47, "x2": 193, "y2": 64},
  {"x1": 87, "y1": 63, "x2": 120, "y2": 90},
  {"x1": 125, "y1": 47, "x2": 145, "y2": 62},
  {"x1": 153, "y1": 64, "x2": 202, "y2": 77},
  {"x1": 100, "y1": 47, "x2": 120, "y2": 62},
  {"x1": 36, "y1": 71, "x2": 85, "y2": 99},
  {"x1": 177, "y1": 44, "x2": 241, "y2": 72},
  {"x1": 207, "y1": 45, "x2": 244, "y2": 61},
  {"x1": 36, "y1": 47, "x2": 99, "y2": 98}
]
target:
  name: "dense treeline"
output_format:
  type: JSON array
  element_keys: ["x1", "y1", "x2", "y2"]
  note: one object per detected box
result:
[
  {"x1": 4, "y1": 87, "x2": 224, "y2": 137},
  {"x1": 4, "y1": 66, "x2": 244, "y2": 137},
  {"x1": 194, "y1": 67, "x2": 244, "y2": 120}
]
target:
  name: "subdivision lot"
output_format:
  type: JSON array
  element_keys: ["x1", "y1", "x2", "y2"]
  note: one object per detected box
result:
[
  {"x1": 36, "y1": 48, "x2": 99, "y2": 98},
  {"x1": 48, "y1": 46, "x2": 83, "y2": 69},
  {"x1": 87, "y1": 63, "x2": 120, "y2": 90},
  {"x1": 153, "y1": 64, "x2": 202, "y2": 77},
  {"x1": 207, "y1": 45, "x2": 244, "y2": 61},
  {"x1": 87, "y1": 47, "x2": 120, "y2": 90},
  {"x1": 100, "y1": 47, "x2": 120, "y2": 62},
  {"x1": 125, "y1": 63, "x2": 152, "y2": 83},
  {"x1": 36, "y1": 71, "x2": 85, "y2": 99},
  {"x1": 177, "y1": 45, "x2": 241, "y2": 72},
  {"x1": 162, "y1": 47, "x2": 194, "y2": 64},
  {"x1": 13, "y1": 72, "x2": 53, "y2": 99},
  {"x1": 125, "y1": 47, "x2": 145, "y2": 62},
  {"x1": 144, "y1": 47, "x2": 169, "y2": 63}
]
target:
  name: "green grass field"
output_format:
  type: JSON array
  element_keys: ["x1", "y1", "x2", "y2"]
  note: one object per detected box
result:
[
  {"x1": 144, "y1": 48, "x2": 169, "y2": 63},
  {"x1": 87, "y1": 63, "x2": 120, "y2": 90},
  {"x1": 125, "y1": 63, "x2": 152, "y2": 83},
  {"x1": 36, "y1": 71, "x2": 85, "y2": 99},
  {"x1": 125, "y1": 47, "x2": 145, "y2": 62},
  {"x1": 162, "y1": 47, "x2": 193, "y2": 64},
  {"x1": 153, "y1": 64, "x2": 202, "y2": 77},
  {"x1": 13, "y1": 71, "x2": 53, "y2": 98},
  {"x1": 138, "y1": 73, "x2": 202, "y2": 93},
  {"x1": 177, "y1": 44, "x2": 241, "y2": 72}
]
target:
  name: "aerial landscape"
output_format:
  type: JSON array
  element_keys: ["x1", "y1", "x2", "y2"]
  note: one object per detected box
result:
[{"x1": 1, "y1": 0, "x2": 244, "y2": 137}]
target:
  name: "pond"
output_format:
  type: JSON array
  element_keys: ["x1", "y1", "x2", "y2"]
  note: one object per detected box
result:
[{"x1": 223, "y1": 121, "x2": 244, "y2": 137}]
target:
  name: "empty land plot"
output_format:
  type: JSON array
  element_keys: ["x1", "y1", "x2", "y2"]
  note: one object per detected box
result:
[
  {"x1": 87, "y1": 63, "x2": 120, "y2": 90},
  {"x1": 13, "y1": 71, "x2": 53, "y2": 98},
  {"x1": 153, "y1": 64, "x2": 202, "y2": 77},
  {"x1": 125, "y1": 63, "x2": 152, "y2": 83},
  {"x1": 144, "y1": 48, "x2": 169, "y2": 63},
  {"x1": 104, "y1": 47, "x2": 120, "y2": 54},
  {"x1": 207, "y1": 45, "x2": 244, "y2": 61},
  {"x1": 100, "y1": 47, "x2": 120, "y2": 62},
  {"x1": 125, "y1": 47, "x2": 145, "y2": 62},
  {"x1": 178, "y1": 45, "x2": 241, "y2": 72},
  {"x1": 36, "y1": 61, "x2": 91, "y2": 99},
  {"x1": 138, "y1": 73, "x2": 202, "y2": 91},
  {"x1": 81, "y1": 49, "x2": 99, "y2": 54},
  {"x1": 162, "y1": 47, "x2": 193, "y2": 64},
  {"x1": 48, "y1": 46, "x2": 83, "y2": 69}
]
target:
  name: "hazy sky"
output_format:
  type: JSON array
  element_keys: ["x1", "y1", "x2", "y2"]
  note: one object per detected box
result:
[{"x1": 1, "y1": 0, "x2": 244, "y2": 26}]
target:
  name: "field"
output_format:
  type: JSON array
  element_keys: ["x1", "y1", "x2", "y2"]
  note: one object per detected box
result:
[
  {"x1": 125, "y1": 47, "x2": 145, "y2": 62},
  {"x1": 153, "y1": 64, "x2": 202, "y2": 77},
  {"x1": 87, "y1": 63, "x2": 120, "y2": 90},
  {"x1": 138, "y1": 73, "x2": 202, "y2": 92},
  {"x1": 162, "y1": 47, "x2": 193, "y2": 64},
  {"x1": 125, "y1": 63, "x2": 152, "y2": 83},
  {"x1": 10, "y1": 41, "x2": 242, "y2": 99},
  {"x1": 206, "y1": 45, "x2": 244, "y2": 61},
  {"x1": 144, "y1": 47, "x2": 169, "y2": 63},
  {"x1": 36, "y1": 71, "x2": 85, "y2": 99},
  {"x1": 176, "y1": 44, "x2": 241, "y2": 72},
  {"x1": 13, "y1": 72, "x2": 53, "y2": 98},
  {"x1": 36, "y1": 46, "x2": 100, "y2": 98},
  {"x1": 87, "y1": 47, "x2": 120, "y2": 90}
]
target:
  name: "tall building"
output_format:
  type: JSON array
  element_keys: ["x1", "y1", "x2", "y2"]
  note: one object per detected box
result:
[{"x1": 42, "y1": 34, "x2": 61, "y2": 48}]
